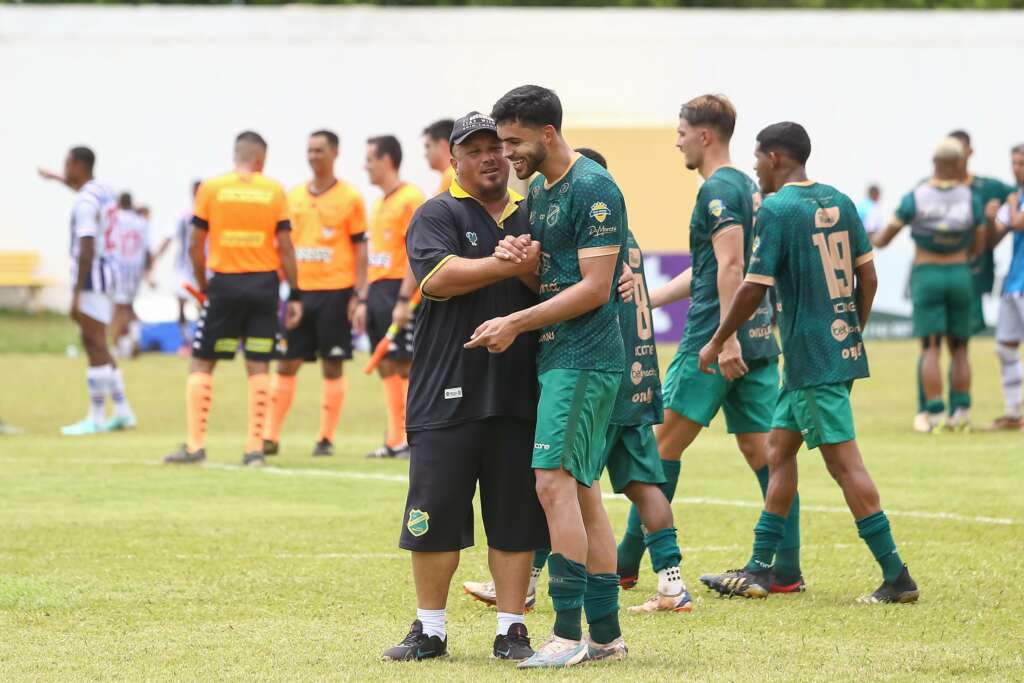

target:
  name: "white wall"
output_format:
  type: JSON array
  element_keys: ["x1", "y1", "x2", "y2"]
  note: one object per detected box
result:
[{"x1": 2, "y1": 6, "x2": 1022, "y2": 316}]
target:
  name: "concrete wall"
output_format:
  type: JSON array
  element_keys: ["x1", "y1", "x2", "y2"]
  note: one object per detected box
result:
[{"x1": 2, "y1": 6, "x2": 1022, "y2": 320}]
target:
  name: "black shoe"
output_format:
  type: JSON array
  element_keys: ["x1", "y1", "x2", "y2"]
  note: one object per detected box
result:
[
  {"x1": 164, "y1": 444, "x2": 206, "y2": 465},
  {"x1": 382, "y1": 619, "x2": 448, "y2": 661},
  {"x1": 365, "y1": 444, "x2": 410, "y2": 459},
  {"x1": 493, "y1": 622, "x2": 533, "y2": 661},
  {"x1": 242, "y1": 452, "x2": 266, "y2": 468},
  {"x1": 263, "y1": 439, "x2": 279, "y2": 456},
  {"x1": 858, "y1": 565, "x2": 919, "y2": 604},
  {"x1": 312, "y1": 439, "x2": 334, "y2": 457},
  {"x1": 700, "y1": 567, "x2": 771, "y2": 599}
]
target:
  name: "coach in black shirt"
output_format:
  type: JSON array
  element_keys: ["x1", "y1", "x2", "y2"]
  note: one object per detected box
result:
[{"x1": 382, "y1": 112, "x2": 549, "y2": 663}]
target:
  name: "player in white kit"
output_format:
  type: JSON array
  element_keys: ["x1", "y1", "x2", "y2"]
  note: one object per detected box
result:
[
  {"x1": 110, "y1": 193, "x2": 152, "y2": 358},
  {"x1": 152, "y1": 180, "x2": 201, "y2": 351}
]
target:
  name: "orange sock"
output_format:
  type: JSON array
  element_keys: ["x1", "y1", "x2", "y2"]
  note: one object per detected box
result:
[
  {"x1": 246, "y1": 373, "x2": 271, "y2": 454},
  {"x1": 382, "y1": 374, "x2": 406, "y2": 448},
  {"x1": 186, "y1": 372, "x2": 213, "y2": 453},
  {"x1": 265, "y1": 374, "x2": 297, "y2": 443},
  {"x1": 318, "y1": 376, "x2": 347, "y2": 442}
]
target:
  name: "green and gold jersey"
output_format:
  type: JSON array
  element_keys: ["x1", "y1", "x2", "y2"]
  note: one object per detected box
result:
[
  {"x1": 529, "y1": 154, "x2": 627, "y2": 374},
  {"x1": 968, "y1": 175, "x2": 1014, "y2": 293},
  {"x1": 746, "y1": 182, "x2": 874, "y2": 390},
  {"x1": 611, "y1": 231, "x2": 662, "y2": 426},
  {"x1": 679, "y1": 166, "x2": 779, "y2": 361},
  {"x1": 895, "y1": 180, "x2": 984, "y2": 255}
]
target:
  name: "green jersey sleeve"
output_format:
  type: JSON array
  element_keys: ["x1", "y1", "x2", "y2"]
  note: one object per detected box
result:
[
  {"x1": 972, "y1": 192, "x2": 986, "y2": 227},
  {"x1": 895, "y1": 191, "x2": 916, "y2": 224},
  {"x1": 701, "y1": 180, "x2": 744, "y2": 236},
  {"x1": 571, "y1": 174, "x2": 624, "y2": 255},
  {"x1": 746, "y1": 205, "x2": 784, "y2": 286}
]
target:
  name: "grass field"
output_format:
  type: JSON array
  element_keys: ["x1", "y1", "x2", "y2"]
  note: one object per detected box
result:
[{"x1": 1, "y1": 319, "x2": 1022, "y2": 681}]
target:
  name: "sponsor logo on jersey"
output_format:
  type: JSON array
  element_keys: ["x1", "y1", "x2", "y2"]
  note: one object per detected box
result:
[
  {"x1": 539, "y1": 282, "x2": 561, "y2": 294},
  {"x1": 296, "y1": 246, "x2": 333, "y2": 263},
  {"x1": 589, "y1": 201, "x2": 611, "y2": 223},
  {"x1": 539, "y1": 330, "x2": 556, "y2": 343},
  {"x1": 588, "y1": 225, "x2": 617, "y2": 238},
  {"x1": 631, "y1": 387, "x2": 654, "y2": 404},
  {"x1": 406, "y1": 509, "x2": 430, "y2": 537},
  {"x1": 368, "y1": 252, "x2": 392, "y2": 267},
  {"x1": 444, "y1": 387, "x2": 463, "y2": 399},
  {"x1": 534, "y1": 442, "x2": 551, "y2": 450},
  {"x1": 630, "y1": 361, "x2": 644, "y2": 385},
  {"x1": 635, "y1": 344, "x2": 656, "y2": 357},
  {"x1": 708, "y1": 199, "x2": 725, "y2": 218},
  {"x1": 546, "y1": 205, "x2": 560, "y2": 227},
  {"x1": 831, "y1": 318, "x2": 851, "y2": 342},
  {"x1": 628, "y1": 248, "x2": 642, "y2": 269},
  {"x1": 559, "y1": 182, "x2": 570, "y2": 194},
  {"x1": 746, "y1": 324, "x2": 774, "y2": 340},
  {"x1": 465, "y1": 231, "x2": 478, "y2": 246},
  {"x1": 814, "y1": 207, "x2": 841, "y2": 229},
  {"x1": 540, "y1": 252, "x2": 551, "y2": 275}
]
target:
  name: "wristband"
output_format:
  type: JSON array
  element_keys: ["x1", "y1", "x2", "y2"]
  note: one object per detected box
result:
[{"x1": 288, "y1": 288, "x2": 302, "y2": 302}]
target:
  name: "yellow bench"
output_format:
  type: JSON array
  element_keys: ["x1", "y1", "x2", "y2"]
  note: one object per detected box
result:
[{"x1": 0, "y1": 251, "x2": 54, "y2": 310}]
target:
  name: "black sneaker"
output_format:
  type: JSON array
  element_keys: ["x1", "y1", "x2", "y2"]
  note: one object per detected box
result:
[
  {"x1": 493, "y1": 622, "x2": 533, "y2": 661},
  {"x1": 700, "y1": 567, "x2": 771, "y2": 599},
  {"x1": 382, "y1": 619, "x2": 448, "y2": 661},
  {"x1": 263, "y1": 439, "x2": 279, "y2": 456},
  {"x1": 164, "y1": 444, "x2": 206, "y2": 465},
  {"x1": 312, "y1": 439, "x2": 334, "y2": 457},
  {"x1": 242, "y1": 452, "x2": 266, "y2": 468},
  {"x1": 857, "y1": 565, "x2": 919, "y2": 604},
  {"x1": 391, "y1": 443, "x2": 410, "y2": 460},
  {"x1": 365, "y1": 444, "x2": 410, "y2": 459}
]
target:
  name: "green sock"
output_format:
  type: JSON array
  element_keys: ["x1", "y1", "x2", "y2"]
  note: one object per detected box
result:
[
  {"x1": 754, "y1": 465, "x2": 769, "y2": 498},
  {"x1": 658, "y1": 459, "x2": 682, "y2": 502},
  {"x1": 917, "y1": 357, "x2": 926, "y2": 413},
  {"x1": 856, "y1": 511, "x2": 904, "y2": 583},
  {"x1": 950, "y1": 391, "x2": 971, "y2": 411},
  {"x1": 925, "y1": 398, "x2": 945, "y2": 415},
  {"x1": 745, "y1": 510, "x2": 786, "y2": 573},
  {"x1": 583, "y1": 572, "x2": 620, "y2": 645},
  {"x1": 644, "y1": 527, "x2": 681, "y2": 573},
  {"x1": 533, "y1": 549, "x2": 550, "y2": 571},
  {"x1": 619, "y1": 459, "x2": 681, "y2": 573},
  {"x1": 547, "y1": 553, "x2": 587, "y2": 641},
  {"x1": 775, "y1": 493, "x2": 801, "y2": 580}
]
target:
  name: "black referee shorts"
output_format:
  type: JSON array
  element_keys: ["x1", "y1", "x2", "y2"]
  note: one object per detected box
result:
[
  {"x1": 399, "y1": 416, "x2": 549, "y2": 553},
  {"x1": 193, "y1": 271, "x2": 280, "y2": 362},
  {"x1": 282, "y1": 288, "x2": 354, "y2": 362},
  {"x1": 366, "y1": 279, "x2": 413, "y2": 362}
]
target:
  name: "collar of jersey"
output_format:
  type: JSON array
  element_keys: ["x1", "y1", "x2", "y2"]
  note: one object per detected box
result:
[
  {"x1": 449, "y1": 178, "x2": 524, "y2": 228},
  {"x1": 543, "y1": 153, "x2": 582, "y2": 190},
  {"x1": 928, "y1": 179, "x2": 960, "y2": 189},
  {"x1": 783, "y1": 180, "x2": 816, "y2": 188}
]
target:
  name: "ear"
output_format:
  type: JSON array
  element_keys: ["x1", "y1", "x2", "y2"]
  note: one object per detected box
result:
[{"x1": 543, "y1": 124, "x2": 558, "y2": 146}]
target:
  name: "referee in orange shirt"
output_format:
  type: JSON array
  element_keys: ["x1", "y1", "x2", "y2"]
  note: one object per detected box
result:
[
  {"x1": 263, "y1": 130, "x2": 368, "y2": 457},
  {"x1": 164, "y1": 131, "x2": 301, "y2": 467}
]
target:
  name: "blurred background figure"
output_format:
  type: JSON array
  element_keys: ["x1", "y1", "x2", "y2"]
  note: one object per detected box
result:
[
  {"x1": 857, "y1": 184, "x2": 886, "y2": 234},
  {"x1": 151, "y1": 180, "x2": 202, "y2": 353},
  {"x1": 110, "y1": 192, "x2": 152, "y2": 359},
  {"x1": 422, "y1": 119, "x2": 455, "y2": 195}
]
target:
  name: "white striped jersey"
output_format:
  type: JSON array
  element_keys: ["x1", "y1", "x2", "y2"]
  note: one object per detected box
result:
[
  {"x1": 110, "y1": 208, "x2": 151, "y2": 297},
  {"x1": 70, "y1": 180, "x2": 118, "y2": 293}
]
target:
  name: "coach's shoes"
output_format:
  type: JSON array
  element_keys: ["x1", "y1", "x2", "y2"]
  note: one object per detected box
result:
[
  {"x1": 700, "y1": 568, "x2": 770, "y2": 599},
  {"x1": 517, "y1": 635, "x2": 588, "y2": 669},
  {"x1": 312, "y1": 439, "x2": 334, "y2": 457},
  {"x1": 262, "y1": 440, "x2": 279, "y2": 456},
  {"x1": 382, "y1": 619, "x2": 448, "y2": 661},
  {"x1": 103, "y1": 412, "x2": 137, "y2": 432},
  {"x1": 857, "y1": 565, "x2": 919, "y2": 604},
  {"x1": 365, "y1": 443, "x2": 410, "y2": 459},
  {"x1": 60, "y1": 418, "x2": 107, "y2": 436},
  {"x1": 628, "y1": 585, "x2": 693, "y2": 613},
  {"x1": 493, "y1": 623, "x2": 533, "y2": 661},
  {"x1": 163, "y1": 444, "x2": 206, "y2": 464},
  {"x1": 769, "y1": 571, "x2": 807, "y2": 594},
  {"x1": 463, "y1": 579, "x2": 537, "y2": 611},
  {"x1": 242, "y1": 452, "x2": 266, "y2": 468}
]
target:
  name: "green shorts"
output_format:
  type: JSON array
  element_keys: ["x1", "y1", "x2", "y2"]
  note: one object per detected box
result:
[
  {"x1": 663, "y1": 350, "x2": 779, "y2": 434},
  {"x1": 533, "y1": 368, "x2": 621, "y2": 487},
  {"x1": 772, "y1": 382, "x2": 856, "y2": 450},
  {"x1": 598, "y1": 423, "x2": 666, "y2": 494},
  {"x1": 910, "y1": 263, "x2": 973, "y2": 340}
]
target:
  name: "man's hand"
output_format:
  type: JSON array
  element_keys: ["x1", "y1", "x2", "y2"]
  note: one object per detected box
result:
[
  {"x1": 349, "y1": 297, "x2": 366, "y2": 335},
  {"x1": 698, "y1": 338, "x2": 724, "y2": 375},
  {"x1": 618, "y1": 263, "x2": 635, "y2": 303},
  {"x1": 494, "y1": 234, "x2": 532, "y2": 263},
  {"x1": 38, "y1": 167, "x2": 64, "y2": 183},
  {"x1": 285, "y1": 301, "x2": 303, "y2": 330},
  {"x1": 392, "y1": 299, "x2": 411, "y2": 330},
  {"x1": 717, "y1": 336, "x2": 748, "y2": 381},
  {"x1": 70, "y1": 291, "x2": 81, "y2": 323},
  {"x1": 465, "y1": 315, "x2": 519, "y2": 353},
  {"x1": 985, "y1": 198, "x2": 1002, "y2": 223}
]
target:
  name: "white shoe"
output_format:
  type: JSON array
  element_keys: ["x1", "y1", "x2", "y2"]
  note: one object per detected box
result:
[
  {"x1": 627, "y1": 585, "x2": 693, "y2": 613},
  {"x1": 463, "y1": 578, "x2": 537, "y2": 610},
  {"x1": 585, "y1": 635, "x2": 628, "y2": 662},
  {"x1": 912, "y1": 412, "x2": 933, "y2": 433},
  {"x1": 517, "y1": 635, "x2": 588, "y2": 669}
]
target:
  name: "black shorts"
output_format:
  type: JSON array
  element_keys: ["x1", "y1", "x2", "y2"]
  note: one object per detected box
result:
[
  {"x1": 367, "y1": 279, "x2": 413, "y2": 362},
  {"x1": 282, "y1": 288, "x2": 353, "y2": 362},
  {"x1": 399, "y1": 416, "x2": 549, "y2": 553},
  {"x1": 193, "y1": 271, "x2": 280, "y2": 362}
]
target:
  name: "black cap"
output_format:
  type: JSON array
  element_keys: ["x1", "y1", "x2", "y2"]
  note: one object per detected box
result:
[{"x1": 450, "y1": 111, "x2": 498, "y2": 147}]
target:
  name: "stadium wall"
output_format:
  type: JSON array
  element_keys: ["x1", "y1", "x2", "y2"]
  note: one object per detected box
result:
[{"x1": 2, "y1": 6, "x2": 1022, "y2": 333}]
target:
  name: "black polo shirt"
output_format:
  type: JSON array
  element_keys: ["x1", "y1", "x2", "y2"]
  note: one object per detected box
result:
[{"x1": 406, "y1": 179, "x2": 539, "y2": 432}]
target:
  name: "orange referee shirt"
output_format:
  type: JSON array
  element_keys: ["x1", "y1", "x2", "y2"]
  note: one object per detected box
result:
[
  {"x1": 289, "y1": 180, "x2": 367, "y2": 291},
  {"x1": 368, "y1": 183, "x2": 425, "y2": 283},
  {"x1": 193, "y1": 171, "x2": 290, "y2": 274}
]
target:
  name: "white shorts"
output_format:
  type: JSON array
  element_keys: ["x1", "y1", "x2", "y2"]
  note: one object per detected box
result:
[
  {"x1": 996, "y1": 296, "x2": 1024, "y2": 343},
  {"x1": 112, "y1": 286, "x2": 139, "y2": 306},
  {"x1": 79, "y1": 290, "x2": 113, "y2": 325}
]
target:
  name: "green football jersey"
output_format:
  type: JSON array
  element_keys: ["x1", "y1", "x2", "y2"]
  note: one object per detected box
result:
[
  {"x1": 679, "y1": 166, "x2": 779, "y2": 361},
  {"x1": 746, "y1": 182, "x2": 873, "y2": 390},
  {"x1": 895, "y1": 180, "x2": 984, "y2": 255},
  {"x1": 529, "y1": 155, "x2": 627, "y2": 374},
  {"x1": 969, "y1": 175, "x2": 1014, "y2": 293},
  {"x1": 611, "y1": 231, "x2": 662, "y2": 426}
]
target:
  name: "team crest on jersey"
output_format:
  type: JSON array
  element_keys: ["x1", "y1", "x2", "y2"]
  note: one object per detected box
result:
[
  {"x1": 815, "y1": 207, "x2": 841, "y2": 229},
  {"x1": 589, "y1": 202, "x2": 611, "y2": 223},
  {"x1": 546, "y1": 205, "x2": 561, "y2": 227},
  {"x1": 466, "y1": 231, "x2": 478, "y2": 246},
  {"x1": 831, "y1": 318, "x2": 851, "y2": 342},
  {"x1": 630, "y1": 361, "x2": 644, "y2": 386},
  {"x1": 628, "y1": 248, "x2": 642, "y2": 269},
  {"x1": 321, "y1": 227, "x2": 334, "y2": 239},
  {"x1": 407, "y1": 509, "x2": 430, "y2": 537},
  {"x1": 708, "y1": 199, "x2": 725, "y2": 218}
]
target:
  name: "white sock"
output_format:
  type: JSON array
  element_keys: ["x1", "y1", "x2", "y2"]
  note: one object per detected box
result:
[
  {"x1": 109, "y1": 367, "x2": 133, "y2": 417},
  {"x1": 416, "y1": 608, "x2": 446, "y2": 640},
  {"x1": 528, "y1": 565, "x2": 543, "y2": 595},
  {"x1": 657, "y1": 565, "x2": 684, "y2": 597},
  {"x1": 496, "y1": 611, "x2": 524, "y2": 636},
  {"x1": 998, "y1": 343, "x2": 1022, "y2": 417},
  {"x1": 85, "y1": 365, "x2": 112, "y2": 424},
  {"x1": 116, "y1": 335, "x2": 133, "y2": 359}
]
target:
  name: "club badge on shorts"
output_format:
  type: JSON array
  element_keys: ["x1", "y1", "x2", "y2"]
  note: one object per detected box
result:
[{"x1": 407, "y1": 508, "x2": 430, "y2": 537}]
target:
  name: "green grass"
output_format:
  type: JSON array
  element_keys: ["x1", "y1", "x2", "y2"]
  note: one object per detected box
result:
[
  {"x1": 0, "y1": 308, "x2": 80, "y2": 355},
  {"x1": 1, "y1": 333, "x2": 1022, "y2": 681}
]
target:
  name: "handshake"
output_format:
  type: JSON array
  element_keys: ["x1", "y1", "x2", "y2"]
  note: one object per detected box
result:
[{"x1": 492, "y1": 234, "x2": 541, "y2": 275}]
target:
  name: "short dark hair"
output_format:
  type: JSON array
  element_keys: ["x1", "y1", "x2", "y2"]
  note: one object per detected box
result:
[
  {"x1": 575, "y1": 147, "x2": 607, "y2": 170},
  {"x1": 423, "y1": 119, "x2": 455, "y2": 143},
  {"x1": 949, "y1": 130, "x2": 970, "y2": 147},
  {"x1": 118, "y1": 192, "x2": 133, "y2": 210},
  {"x1": 756, "y1": 122, "x2": 812, "y2": 165},
  {"x1": 1012, "y1": 143, "x2": 1024, "y2": 156},
  {"x1": 680, "y1": 94, "x2": 737, "y2": 141},
  {"x1": 491, "y1": 85, "x2": 563, "y2": 132},
  {"x1": 310, "y1": 129, "x2": 339, "y2": 149},
  {"x1": 368, "y1": 135, "x2": 402, "y2": 170},
  {"x1": 69, "y1": 146, "x2": 95, "y2": 173},
  {"x1": 236, "y1": 130, "x2": 267, "y2": 148},
  {"x1": 191, "y1": 179, "x2": 202, "y2": 195}
]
